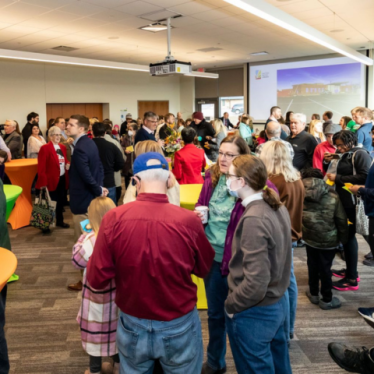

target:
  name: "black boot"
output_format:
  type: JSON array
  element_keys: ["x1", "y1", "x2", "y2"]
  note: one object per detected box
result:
[{"x1": 328, "y1": 343, "x2": 374, "y2": 374}]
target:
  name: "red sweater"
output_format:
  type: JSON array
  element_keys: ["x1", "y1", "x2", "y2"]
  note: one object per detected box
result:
[
  {"x1": 87, "y1": 193, "x2": 215, "y2": 321},
  {"x1": 313, "y1": 141, "x2": 336, "y2": 175},
  {"x1": 173, "y1": 144, "x2": 206, "y2": 185}
]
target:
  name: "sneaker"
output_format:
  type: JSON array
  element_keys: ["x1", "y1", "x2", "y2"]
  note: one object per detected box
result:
[
  {"x1": 332, "y1": 278, "x2": 359, "y2": 291},
  {"x1": 358, "y1": 307, "x2": 374, "y2": 322},
  {"x1": 363, "y1": 258, "x2": 374, "y2": 267},
  {"x1": 201, "y1": 362, "x2": 227, "y2": 374},
  {"x1": 297, "y1": 239, "x2": 305, "y2": 247},
  {"x1": 319, "y1": 297, "x2": 341, "y2": 310},
  {"x1": 305, "y1": 290, "x2": 319, "y2": 305},
  {"x1": 332, "y1": 269, "x2": 360, "y2": 282},
  {"x1": 365, "y1": 251, "x2": 373, "y2": 260},
  {"x1": 328, "y1": 343, "x2": 374, "y2": 374}
]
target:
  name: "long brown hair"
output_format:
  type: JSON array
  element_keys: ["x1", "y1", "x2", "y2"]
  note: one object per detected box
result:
[
  {"x1": 232, "y1": 155, "x2": 282, "y2": 211},
  {"x1": 210, "y1": 135, "x2": 250, "y2": 187}
]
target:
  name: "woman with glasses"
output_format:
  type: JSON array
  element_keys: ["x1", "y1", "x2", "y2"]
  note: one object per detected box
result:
[
  {"x1": 195, "y1": 135, "x2": 278, "y2": 374},
  {"x1": 325, "y1": 130, "x2": 371, "y2": 291},
  {"x1": 36, "y1": 126, "x2": 70, "y2": 232}
]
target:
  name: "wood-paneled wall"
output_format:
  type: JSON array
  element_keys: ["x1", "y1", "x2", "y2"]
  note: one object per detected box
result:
[
  {"x1": 46, "y1": 103, "x2": 103, "y2": 122},
  {"x1": 138, "y1": 101, "x2": 169, "y2": 118}
]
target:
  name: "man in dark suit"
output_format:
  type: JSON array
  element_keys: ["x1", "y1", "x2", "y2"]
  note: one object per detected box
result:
[
  {"x1": 220, "y1": 112, "x2": 234, "y2": 129},
  {"x1": 22, "y1": 112, "x2": 42, "y2": 158},
  {"x1": 66, "y1": 114, "x2": 107, "y2": 291},
  {"x1": 134, "y1": 111, "x2": 164, "y2": 146}
]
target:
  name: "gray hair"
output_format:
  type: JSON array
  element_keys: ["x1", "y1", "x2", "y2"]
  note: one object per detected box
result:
[
  {"x1": 291, "y1": 113, "x2": 306, "y2": 125},
  {"x1": 5, "y1": 119, "x2": 16, "y2": 128},
  {"x1": 144, "y1": 111, "x2": 158, "y2": 120},
  {"x1": 48, "y1": 126, "x2": 61, "y2": 136}
]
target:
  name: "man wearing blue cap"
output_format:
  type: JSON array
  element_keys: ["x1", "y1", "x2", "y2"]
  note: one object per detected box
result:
[{"x1": 87, "y1": 152, "x2": 215, "y2": 374}]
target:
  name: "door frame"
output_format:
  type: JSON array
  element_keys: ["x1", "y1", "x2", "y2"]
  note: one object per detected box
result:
[{"x1": 195, "y1": 98, "x2": 219, "y2": 120}]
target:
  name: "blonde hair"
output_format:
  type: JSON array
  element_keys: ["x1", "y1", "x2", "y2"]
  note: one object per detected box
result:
[
  {"x1": 309, "y1": 120, "x2": 326, "y2": 141},
  {"x1": 212, "y1": 119, "x2": 227, "y2": 137},
  {"x1": 259, "y1": 141, "x2": 300, "y2": 183},
  {"x1": 134, "y1": 140, "x2": 176, "y2": 188},
  {"x1": 87, "y1": 197, "x2": 116, "y2": 235},
  {"x1": 89, "y1": 118, "x2": 99, "y2": 126}
]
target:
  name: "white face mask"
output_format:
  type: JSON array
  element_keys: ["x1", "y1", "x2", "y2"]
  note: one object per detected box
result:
[
  {"x1": 226, "y1": 177, "x2": 240, "y2": 198},
  {"x1": 128, "y1": 131, "x2": 134, "y2": 136}
]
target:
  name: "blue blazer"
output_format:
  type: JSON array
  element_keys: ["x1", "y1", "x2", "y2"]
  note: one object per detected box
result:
[
  {"x1": 69, "y1": 135, "x2": 104, "y2": 215},
  {"x1": 134, "y1": 127, "x2": 156, "y2": 145}
]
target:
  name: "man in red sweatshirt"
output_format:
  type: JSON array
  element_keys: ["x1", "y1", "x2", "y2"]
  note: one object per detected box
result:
[
  {"x1": 87, "y1": 152, "x2": 215, "y2": 374},
  {"x1": 313, "y1": 123, "x2": 341, "y2": 175}
]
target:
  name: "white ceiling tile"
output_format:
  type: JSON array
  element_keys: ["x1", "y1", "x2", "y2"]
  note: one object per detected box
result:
[
  {"x1": 0, "y1": 0, "x2": 17, "y2": 8},
  {"x1": 59, "y1": 1, "x2": 106, "y2": 16},
  {"x1": 19, "y1": 10, "x2": 83, "y2": 28},
  {"x1": 89, "y1": 9, "x2": 130, "y2": 22},
  {"x1": 167, "y1": 2, "x2": 214, "y2": 15},
  {"x1": 0, "y1": 2, "x2": 50, "y2": 23},
  {"x1": 191, "y1": 9, "x2": 234, "y2": 21},
  {"x1": 82, "y1": 0, "x2": 134, "y2": 8},
  {"x1": 116, "y1": 1, "x2": 163, "y2": 16},
  {"x1": 144, "y1": 0, "x2": 191, "y2": 7},
  {"x1": 20, "y1": 0, "x2": 76, "y2": 9}
]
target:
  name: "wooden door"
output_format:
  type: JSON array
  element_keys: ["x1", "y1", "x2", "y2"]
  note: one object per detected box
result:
[
  {"x1": 46, "y1": 103, "x2": 104, "y2": 122},
  {"x1": 138, "y1": 101, "x2": 169, "y2": 119}
]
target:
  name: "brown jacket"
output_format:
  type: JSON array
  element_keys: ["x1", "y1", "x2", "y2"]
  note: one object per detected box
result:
[
  {"x1": 269, "y1": 174, "x2": 305, "y2": 242},
  {"x1": 225, "y1": 199, "x2": 292, "y2": 314}
]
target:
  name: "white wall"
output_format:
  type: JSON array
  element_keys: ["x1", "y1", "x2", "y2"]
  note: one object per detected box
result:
[{"x1": 0, "y1": 58, "x2": 195, "y2": 131}]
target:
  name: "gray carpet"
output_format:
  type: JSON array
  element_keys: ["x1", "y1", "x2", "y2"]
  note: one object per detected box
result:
[{"x1": 5, "y1": 207, "x2": 374, "y2": 373}]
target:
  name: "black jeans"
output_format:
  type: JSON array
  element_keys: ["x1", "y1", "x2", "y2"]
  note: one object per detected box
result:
[
  {"x1": 306, "y1": 245, "x2": 336, "y2": 302},
  {"x1": 0, "y1": 286, "x2": 9, "y2": 374},
  {"x1": 343, "y1": 208, "x2": 358, "y2": 279},
  {"x1": 368, "y1": 218, "x2": 374, "y2": 257},
  {"x1": 89, "y1": 354, "x2": 119, "y2": 372},
  {"x1": 49, "y1": 175, "x2": 66, "y2": 225}
]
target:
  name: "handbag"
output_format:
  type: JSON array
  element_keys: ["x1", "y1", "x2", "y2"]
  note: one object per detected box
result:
[
  {"x1": 352, "y1": 151, "x2": 369, "y2": 236},
  {"x1": 30, "y1": 188, "x2": 57, "y2": 230}
]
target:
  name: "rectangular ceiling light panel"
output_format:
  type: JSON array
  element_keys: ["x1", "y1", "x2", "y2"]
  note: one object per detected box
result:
[{"x1": 223, "y1": 0, "x2": 373, "y2": 66}]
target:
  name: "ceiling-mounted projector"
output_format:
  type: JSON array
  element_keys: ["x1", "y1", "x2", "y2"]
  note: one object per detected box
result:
[{"x1": 149, "y1": 18, "x2": 192, "y2": 77}]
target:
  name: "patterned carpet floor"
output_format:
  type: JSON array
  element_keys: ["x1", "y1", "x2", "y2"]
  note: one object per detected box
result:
[{"x1": 5, "y1": 207, "x2": 374, "y2": 373}]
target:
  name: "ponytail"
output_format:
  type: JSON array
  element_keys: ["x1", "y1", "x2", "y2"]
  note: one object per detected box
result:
[{"x1": 262, "y1": 187, "x2": 282, "y2": 211}]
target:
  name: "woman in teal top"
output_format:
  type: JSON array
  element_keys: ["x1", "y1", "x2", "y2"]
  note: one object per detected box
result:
[{"x1": 239, "y1": 115, "x2": 253, "y2": 148}]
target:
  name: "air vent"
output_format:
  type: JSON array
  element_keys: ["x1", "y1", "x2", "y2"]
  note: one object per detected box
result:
[
  {"x1": 197, "y1": 47, "x2": 223, "y2": 53},
  {"x1": 52, "y1": 46, "x2": 79, "y2": 52},
  {"x1": 139, "y1": 10, "x2": 182, "y2": 22}
]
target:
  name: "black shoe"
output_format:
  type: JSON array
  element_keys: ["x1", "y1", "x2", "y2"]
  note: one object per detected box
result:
[
  {"x1": 289, "y1": 332, "x2": 294, "y2": 340},
  {"x1": 201, "y1": 362, "x2": 227, "y2": 374},
  {"x1": 332, "y1": 278, "x2": 359, "y2": 291},
  {"x1": 363, "y1": 258, "x2": 374, "y2": 267},
  {"x1": 358, "y1": 307, "x2": 374, "y2": 323},
  {"x1": 365, "y1": 251, "x2": 373, "y2": 260},
  {"x1": 328, "y1": 343, "x2": 374, "y2": 374},
  {"x1": 297, "y1": 239, "x2": 305, "y2": 247},
  {"x1": 42, "y1": 228, "x2": 51, "y2": 234},
  {"x1": 56, "y1": 222, "x2": 70, "y2": 228}
]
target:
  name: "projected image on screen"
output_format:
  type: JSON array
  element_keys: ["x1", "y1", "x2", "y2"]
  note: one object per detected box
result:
[{"x1": 277, "y1": 63, "x2": 362, "y2": 118}]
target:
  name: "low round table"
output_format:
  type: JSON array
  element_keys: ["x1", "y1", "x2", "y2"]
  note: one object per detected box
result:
[
  {"x1": 3, "y1": 185, "x2": 23, "y2": 221},
  {"x1": 179, "y1": 183, "x2": 207, "y2": 309},
  {"x1": 0, "y1": 247, "x2": 17, "y2": 292},
  {"x1": 5, "y1": 159, "x2": 38, "y2": 230}
]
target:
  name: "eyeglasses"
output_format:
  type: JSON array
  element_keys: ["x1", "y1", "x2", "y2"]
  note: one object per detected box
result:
[
  {"x1": 218, "y1": 152, "x2": 239, "y2": 160},
  {"x1": 226, "y1": 173, "x2": 240, "y2": 180}
]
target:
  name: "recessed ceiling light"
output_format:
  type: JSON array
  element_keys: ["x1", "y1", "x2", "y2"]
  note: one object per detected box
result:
[
  {"x1": 330, "y1": 29, "x2": 344, "y2": 33},
  {"x1": 108, "y1": 36, "x2": 119, "y2": 40},
  {"x1": 140, "y1": 23, "x2": 169, "y2": 33},
  {"x1": 250, "y1": 51, "x2": 269, "y2": 56}
]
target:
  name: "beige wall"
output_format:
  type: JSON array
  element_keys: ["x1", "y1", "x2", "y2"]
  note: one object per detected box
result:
[{"x1": 0, "y1": 59, "x2": 195, "y2": 131}]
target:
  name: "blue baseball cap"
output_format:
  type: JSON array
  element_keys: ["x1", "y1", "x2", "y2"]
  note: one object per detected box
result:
[{"x1": 133, "y1": 152, "x2": 169, "y2": 175}]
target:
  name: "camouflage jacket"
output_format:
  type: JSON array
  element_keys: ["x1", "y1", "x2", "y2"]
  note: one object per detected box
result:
[{"x1": 302, "y1": 178, "x2": 348, "y2": 249}]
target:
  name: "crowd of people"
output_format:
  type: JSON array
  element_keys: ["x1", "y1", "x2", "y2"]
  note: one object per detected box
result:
[{"x1": 1, "y1": 105, "x2": 374, "y2": 374}]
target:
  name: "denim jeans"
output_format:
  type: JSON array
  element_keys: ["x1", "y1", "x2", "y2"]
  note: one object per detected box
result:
[
  {"x1": 116, "y1": 308, "x2": 203, "y2": 374},
  {"x1": 204, "y1": 261, "x2": 229, "y2": 371},
  {"x1": 107, "y1": 186, "x2": 117, "y2": 206},
  {"x1": 285, "y1": 245, "x2": 298, "y2": 336},
  {"x1": 226, "y1": 295, "x2": 291, "y2": 374}
]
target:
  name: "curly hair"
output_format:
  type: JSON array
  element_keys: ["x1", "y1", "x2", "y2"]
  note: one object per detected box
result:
[{"x1": 333, "y1": 130, "x2": 357, "y2": 149}]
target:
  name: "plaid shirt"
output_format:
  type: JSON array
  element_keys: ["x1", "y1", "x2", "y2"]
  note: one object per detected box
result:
[
  {"x1": 255, "y1": 137, "x2": 294, "y2": 159},
  {"x1": 72, "y1": 233, "x2": 119, "y2": 357}
]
